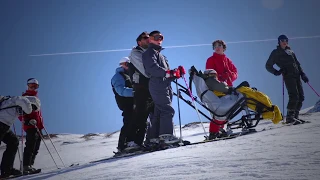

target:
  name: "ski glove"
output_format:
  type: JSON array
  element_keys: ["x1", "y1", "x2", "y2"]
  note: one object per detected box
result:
[
  {"x1": 273, "y1": 70, "x2": 282, "y2": 76},
  {"x1": 165, "y1": 69, "x2": 181, "y2": 79},
  {"x1": 178, "y1": 66, "x2": 186, "y2": 76},
  {"x1": 227, "y1": 87, "x2": 239, "y2": 95},
  {"x1": 24, "y1": 119, "x2": 37, "y2": 126},
  {"x1": 301, "y1": 73, "x2": 309, "y2": 83}
]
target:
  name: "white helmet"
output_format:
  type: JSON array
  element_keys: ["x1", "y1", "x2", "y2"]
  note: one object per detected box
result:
[
  {"x1": 119, "y1": 57, "x2": 130, "y2": 65},
  {"x1": 204, "y1": 69, "x2": 217, "y2": 75},
  {"x1": 24, "y1": 96, "x2": 41, "y2": 112},
  {"x1": 27, "y1": 78, "x2": 39, "y2": 85}
]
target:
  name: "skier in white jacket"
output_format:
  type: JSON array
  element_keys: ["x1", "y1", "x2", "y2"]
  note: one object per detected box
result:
[{"x1": 0, "y1": 95, "x2": 41, "y2": 178}]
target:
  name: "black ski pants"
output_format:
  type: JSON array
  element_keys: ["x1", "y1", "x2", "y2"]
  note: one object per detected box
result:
[
  {"x1": 284, "y1": 77, "x2": 304, "y2": 112},
  {"x1": 23, "y1": 128, "x2": 42, "y2": 166},
  {"x1": 117, "y1": 98, "x2": 134, "y2": 150},
  {"x1": 0, "y1": 122, "x2": 19, "y2": 174},
  {"x1": 128, "y1": 85, "x2": 154, "y2": 146}
]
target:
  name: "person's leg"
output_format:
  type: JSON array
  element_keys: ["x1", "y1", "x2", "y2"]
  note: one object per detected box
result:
[
  {"x1": 118, "y1": 100, "x2": 134, "y2": 150},
  {"x1": 0, "y1": 127, "x2": 20, "y2": 176},
  {"x1": 133, "y1": 87, "x2": 151, "y2": 146},
  {"x1": 23, "y1": 128, "x2": 38, "y2": 170},
  {"x1": 30, "y1": 130, "x2": 42, "y2": 168},
  {"x1": 295, "y1": 78, "x2": 305, "y2": 119},
  {"x1": 284, "y1": 78, "x2": 299, "y2": 123}
]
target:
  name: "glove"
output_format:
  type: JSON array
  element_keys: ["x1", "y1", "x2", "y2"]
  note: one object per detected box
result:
[
  {"x1": 273, "y1": 70, "x2": 282, "y2": 76},
  {"x1": 31, "y1": 104, "x2": 38, "y2": 111},
  {"x1": 24, "y1": 119, "x2": 37, "y2": 126},
  {"x1": 165, "y1": 69, "x2": 181, "y2": 78},
  {"x1": 301, "y1": 73, "x2": 309, "y2": 83},
  {"x1": 227, "y1": 87, "x2": 239, "y2": 95},
  {"x1": 178, "y1": 66, "x2": 186, "y2": 76}
]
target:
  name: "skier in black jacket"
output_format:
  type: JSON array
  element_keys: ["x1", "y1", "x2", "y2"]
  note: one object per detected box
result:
[{"x1": 265, "y1": 34, "x2": 309, "y2": 124}]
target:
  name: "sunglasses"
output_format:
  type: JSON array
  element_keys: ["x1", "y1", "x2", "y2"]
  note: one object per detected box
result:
[
  {"x1": 28, "y1": 83, "x2": 39, "y2": 89},
  {"x1": 141, "y1": 36, "x2": 149, "y2": 40},
  {"x1": 280, "y1": 39, "x2": 288, "y2": 42},
  {"x1": 151, "y1": 34, "x2": 164, "y2": 41}
]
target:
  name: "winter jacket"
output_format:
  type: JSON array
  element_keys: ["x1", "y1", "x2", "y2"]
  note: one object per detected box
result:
[
  {"x1": 128, "y1": 46, "x2": 150, "y2": 88},
  {"x1": 111, "y1": 67, "x2": 134, "y2": 111},
  {"x1": 142, "y1": 43, "x2": 174, "y2": 89},
  {"x1": 204, "y1": 76, "x2": 230, "y2": 95},
  {"x1": 0, "y1": 96, "x2": 36, "y2": 127},
  {"x1": 205, "y1": 53, "x2": 238, "y2": 86},
  {"x1": 18, "y1": 90, "x2": 44, "y2": 131},
  {"x1": 266, "y1": 46, "x2": 304, "y2": 79}
]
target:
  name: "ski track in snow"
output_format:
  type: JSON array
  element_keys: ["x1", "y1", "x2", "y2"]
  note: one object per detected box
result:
[{"x1": 1, "y1": 112, "x2": 320, "y2": 180}]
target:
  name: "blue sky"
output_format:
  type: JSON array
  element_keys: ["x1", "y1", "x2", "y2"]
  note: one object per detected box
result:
[{"x1": 1, "y1": 0, "x2": 319, "y2": 135}]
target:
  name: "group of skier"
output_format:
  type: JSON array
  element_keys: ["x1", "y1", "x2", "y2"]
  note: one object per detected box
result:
[
  {"x1": 0, "y1": 79, "x2": 44, "y2": 178},
  {"x1": 0, "y1": 31, "x2": 310, "y2": 178},
  {"x1": 112, "y1": 32, "x2": 310, "y2": 152}
]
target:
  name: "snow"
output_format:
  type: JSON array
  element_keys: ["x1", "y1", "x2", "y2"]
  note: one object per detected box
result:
[{"x1": 1, "y1": 113, "x2": 320, "y2": 180}]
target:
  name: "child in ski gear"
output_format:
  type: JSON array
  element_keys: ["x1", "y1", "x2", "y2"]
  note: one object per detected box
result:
[
  {"x1": 205, "y1": 40, "x2": 238, "y2": 139},
  {"x1": 126, "y1": 32, "x2": 155, "y2": 149},
  {"x1": 0, "y1": 95, "x2": 41, "y2": 178},
  {"x1": 111, "y1": 57, "x2": 135, "y2": 151},
  {"x1": 18, "y1": 78, "x2": 44, "y2": 173},
  {"x1": 142, "y1": 30, "x2": 186, "y2": 145},
  {"x1": 265, "y1": 34, "x2": 309, "y2": 124}
]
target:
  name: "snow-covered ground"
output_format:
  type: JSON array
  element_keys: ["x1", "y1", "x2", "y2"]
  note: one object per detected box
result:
[{"x1": 1, "y1": 109, "x2": 320, "y2": 179}]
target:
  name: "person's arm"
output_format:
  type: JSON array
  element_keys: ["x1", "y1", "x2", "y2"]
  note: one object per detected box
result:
[
  {"x1": 111, "y1": 74, "x2": 133, "y2": 97},
  {"x1": 130, "y1": 49, "x2": 150, "y2": 78},
  {"x1": 226, "y1": 58, "x2": 238, "y2": 82},
  {"x1": 205, "y1": 77, "x2": 229, "y2": 93},
  {"x1": 14, "y1": 96, "x2": 33, "y2": 115},
  {"x1": 205, "y1": 57, "x2": 215, "y2": 69},
  {"x1": 142, "y1": 50, "x2": 167, "y2": 78},
  {"x1": 265, "y1": 50, "x2": 279, "y2": 75}
]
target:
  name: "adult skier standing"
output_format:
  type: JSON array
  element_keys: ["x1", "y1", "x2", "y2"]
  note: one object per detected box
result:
[
  {"x1": 126, "y1": 31, "x2": 154, "y2": 148},
  {"x1": 205, "y1": 40, "x2": 238, "y2": 139},
  {"x1": 18, "y1": 78, "x2": 44, "y2": 173},
  {"x1": 142, "y1": 30, "x2": 185, "y2": 145},
  {"x1": 0, "y1": 95, "x2": 41, "y2": 178},
  {"x1": 111, "y1": 57, "x2": 135, "y2": 152},
  {"x1": 265, "y1": 34, "x2": 309, "y2": 124}
]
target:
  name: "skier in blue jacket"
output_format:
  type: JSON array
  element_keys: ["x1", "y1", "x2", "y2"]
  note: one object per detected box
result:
[
  {"x1": 111, "y1": 57, "x2": 135, "y2": 152},
  {"x1": 142, "y1": 30, "x2": 186, "y2": 146}
]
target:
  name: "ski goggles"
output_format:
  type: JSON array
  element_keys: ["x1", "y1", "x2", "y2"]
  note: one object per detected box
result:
[
  {"x1": 28, "y1": 83, "x2": 39, "y2": 89},
  {"x1": 280, "y1": 39, "x2": 288, "y2": 42},
  {"x1": 150, "y1": 34, "x2": 164, "y2": 41}
]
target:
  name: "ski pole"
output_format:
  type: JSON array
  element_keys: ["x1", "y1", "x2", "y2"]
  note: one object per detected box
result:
[
  {"x1": 307, "y1": 82, "x2": 320, "y2": 97},
  {"x1": 35, "y1": 126, "x2": 59, "y2": 169},
  {"x1": 175, "y1": 79, "x2": 183, "y2": 143},
  {"x1": 43, "y1": 126, "x2": 66, "y2": 167},
  {"x1": 181, "y1": 75, "x2": 208, "y2": 137},
  {"x1": 12, "y1": 124, "x2": 22, "y2": 170},
  {"x1": 282, "y1": 77, "x2": 285, "y2": 122},
  {"x1": 20, "y1": 118, "x2": 24, "y2": 175}
]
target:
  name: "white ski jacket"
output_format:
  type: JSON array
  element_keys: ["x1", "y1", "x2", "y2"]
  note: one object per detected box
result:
[{"x1": 0, "y1": 96, "x2": 41, "y2": 127}]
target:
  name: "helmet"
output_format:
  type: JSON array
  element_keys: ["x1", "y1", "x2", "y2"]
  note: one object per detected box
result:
[
  {"x1": 278, "y1": 34, "x2": 288, "y2": 42},
  {"x1": 119, "y1": 57, "x2": 130, "y2": 65},
  {"x1": 24, "y1": 96, "x2": 41, "y2": 112},
  {"x1": 27, "y1": 78, "x2": 39, "y2": 85},
  {"x1": 204, "y1": 69, "x2": 217, "y2": 75}
]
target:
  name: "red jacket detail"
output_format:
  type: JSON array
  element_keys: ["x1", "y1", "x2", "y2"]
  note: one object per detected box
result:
[
  {"x1": 205, "y1": 52, "x2": 238, "y2": 86},
  {"x1": 18, "y1": 90, "x2": 44, "y2": 131}
]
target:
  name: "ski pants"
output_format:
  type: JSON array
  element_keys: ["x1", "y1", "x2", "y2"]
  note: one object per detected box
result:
[
  {"x1": 23, "y1": 128, "x2": 42, "y2": 166},
  {"x1": 128, "y1": 85, "x2": 154, "y2": 145},
  {"x1": 148, "y1": 81, "x2": 175, "y2": 138},
  {"x1": 0, "y1": 122, "x2": 19, "y2": 174},
  {"x1": 284, "y1": 77, "x2": 304, "y2": 112},
  {"x1": 116, "y1": 98, "x2": 134, "y2": 150}
]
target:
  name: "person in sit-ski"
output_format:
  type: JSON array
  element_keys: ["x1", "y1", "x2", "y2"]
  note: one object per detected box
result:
[{"x1": 200, "y1": 69, "x2": 249, "y2": 139}]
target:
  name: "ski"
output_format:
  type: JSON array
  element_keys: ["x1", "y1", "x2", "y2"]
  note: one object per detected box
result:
[{"x1": 0, "y1": 169, "x2": 41, "y2": 179}]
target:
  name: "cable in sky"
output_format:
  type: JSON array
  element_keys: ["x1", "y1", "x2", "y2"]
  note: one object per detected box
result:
[{"x1": 29, "y1": 35, "x2": 320, "y2": 57}]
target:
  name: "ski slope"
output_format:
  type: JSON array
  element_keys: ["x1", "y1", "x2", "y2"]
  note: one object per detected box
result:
[{"x1": 1, "y1": 111, "x2": 320, "y2": 180}]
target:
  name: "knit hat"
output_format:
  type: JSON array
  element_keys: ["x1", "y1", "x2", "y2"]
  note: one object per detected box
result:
[{"x1": 278, "y1": 34, "x2": 288, "y2": 42}]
